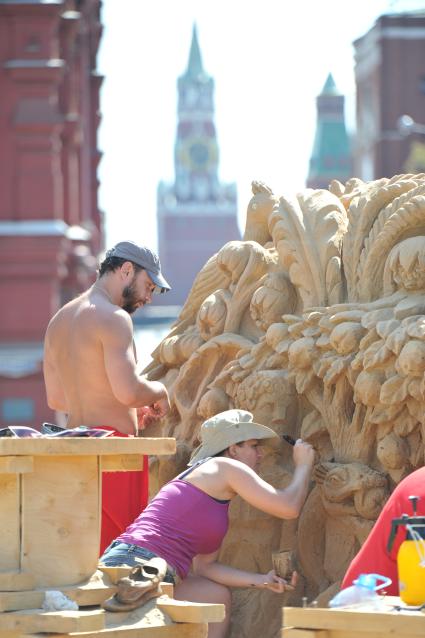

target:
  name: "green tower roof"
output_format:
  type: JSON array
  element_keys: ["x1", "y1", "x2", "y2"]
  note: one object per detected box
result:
[
  {"x1": 308, "y1": 74, "x2": 352, "y2": 184},
  {"x1": 321, "y1": 73, "x2": 340, "y2": 96}
]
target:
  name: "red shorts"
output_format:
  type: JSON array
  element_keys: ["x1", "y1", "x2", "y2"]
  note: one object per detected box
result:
[{"x1": 97, "y1": 426, "x2": 148, "y2": 555}]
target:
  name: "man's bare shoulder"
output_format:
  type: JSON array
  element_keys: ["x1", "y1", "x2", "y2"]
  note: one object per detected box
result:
[
  {"x1": 96, "y1": 302, "x2": 132, "y2": 326},
  {"x1": 46, "y1": 293, "x2": 132, "y2": 338}
]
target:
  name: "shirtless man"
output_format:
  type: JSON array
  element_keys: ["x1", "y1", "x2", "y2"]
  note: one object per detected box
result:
[{"x1": 43, "y1": 240, "x2": 172, "y2": 550}]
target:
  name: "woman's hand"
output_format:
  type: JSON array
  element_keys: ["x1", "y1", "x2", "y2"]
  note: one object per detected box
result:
[
  {"x1": 253, "y1": 569, "x2": 297, "y2": 593},
  {"x1": 293, "y1": 439, "x2": 315, "y2": 468}
]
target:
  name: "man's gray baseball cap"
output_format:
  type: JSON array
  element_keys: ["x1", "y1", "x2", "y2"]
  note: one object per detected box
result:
[{"x1": 110, "y1": 241, "x2": 171, "y2": 293}]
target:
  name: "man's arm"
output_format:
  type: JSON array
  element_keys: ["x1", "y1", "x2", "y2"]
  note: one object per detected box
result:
[
  {"x1": 101, "y1": 310, "x2": 170, "y2": 413},
  {"x1": 43, "y1": 344, "x2": 68, "y2": 412}
]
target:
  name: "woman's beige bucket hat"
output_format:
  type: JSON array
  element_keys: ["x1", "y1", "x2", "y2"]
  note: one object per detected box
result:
[{"x1": 188, "y1": 409, "x2": 278, "y2": 466}]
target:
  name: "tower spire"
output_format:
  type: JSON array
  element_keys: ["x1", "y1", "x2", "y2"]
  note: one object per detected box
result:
[
  {"x1": 185, "y1": 23, "x2": 205, "y2": 79},
  {"x1": 321, "y1": 72, "x2": 339, "y2": 96}
]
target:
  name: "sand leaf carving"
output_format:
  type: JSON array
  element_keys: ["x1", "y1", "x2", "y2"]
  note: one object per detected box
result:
[
  {"x1": 406, "y1": 396, "x2": 424, "y2": 421},
  {"x1": 362, "y1": 341, "x2": 384, "y2": 370},
  {"x1": 178, "y1": 252, "x2": 230, "y2": 324},
  {"x1": 354, "y1": 179, "x2": 425, "y2": 302},
  {"x1": 366, "y1": 344, "x2": 393, "y2": 370},
  {"x1": 408, "y1": 379, "x2": 423, "y2": 402},
  {"x1": 380, "y1": 375, "x2": 409, "y2": 405},
  {"x1": 370, "y1": 403, "x2": 404, "y2": 424},
  {"x1": 295, "y1": 369, "x2": 316, "y2": 394},
  {"x1": 269, "y1": 189, "x2": 348, "y2": 308},
  {"x1": 394, "y1": 409, "x2": 418, "y2": 437},
  {"x1": 323, "y1": 357, "x2": 350, "y2": 386},
  {"x1": 384, "y1": 327, "x2": 408, "y2": 355},
  {"x1": 342, "y1": 176, "x2": 425, "y2": 301},
  {"x1": 407, "y1": 318, "x2": 425, "y2": 340}
]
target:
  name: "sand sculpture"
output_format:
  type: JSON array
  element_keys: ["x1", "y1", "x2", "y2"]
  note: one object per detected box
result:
[{"x1": 144, "y1": 173, "x2": 425, "y2": 637}]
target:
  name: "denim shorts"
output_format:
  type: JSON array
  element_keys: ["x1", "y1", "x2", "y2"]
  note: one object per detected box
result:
[{"x1": 99, "y1": 541, "x2": 178, "y2": 584}]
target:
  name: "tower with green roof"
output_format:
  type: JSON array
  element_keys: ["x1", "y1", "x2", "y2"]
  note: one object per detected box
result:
[{"x1": 307, "y1": 74, "x2": 352, "y2": 189}]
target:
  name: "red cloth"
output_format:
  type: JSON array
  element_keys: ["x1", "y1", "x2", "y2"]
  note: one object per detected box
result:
[
  {"x1": 341, "y1": 467, "x2": 425, "y2": 594},
  {"x1": 97, "y1": 426, "x2": 148, "y2": 555}
]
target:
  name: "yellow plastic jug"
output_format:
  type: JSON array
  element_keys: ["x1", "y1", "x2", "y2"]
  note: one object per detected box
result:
[{"x1": 387, "y1": 496, "x2": 425, "y2": 606}]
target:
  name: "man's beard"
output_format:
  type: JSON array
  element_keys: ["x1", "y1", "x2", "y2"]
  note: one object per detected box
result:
[{"x1": 122, "y1": 276, "x2": 141, "y2": 314}]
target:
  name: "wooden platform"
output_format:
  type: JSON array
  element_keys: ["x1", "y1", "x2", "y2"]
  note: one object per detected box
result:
[
  {"x1": 0, "y1": 591, "x2": 224, "y2": 636},
  {"x1": 282, "y1": 602, "x2": 425, "y2": 638},
  {"x1": 0, "y1": 436, "x2": 225, "y2": 636},
  {"x1": 0, "y1": 438, "x2": 176, "y2": 456},
  {"x1": 0, "y1": 438, "x2": 175, "y2": 588}
]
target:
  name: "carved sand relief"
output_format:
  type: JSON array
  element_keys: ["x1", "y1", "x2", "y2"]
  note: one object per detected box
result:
[{"x1": 145, "y1": 174, "x2": 425, "y2": 637}]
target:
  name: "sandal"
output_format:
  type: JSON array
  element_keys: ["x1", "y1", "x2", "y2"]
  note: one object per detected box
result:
[
  {"x1": 102, "y1": 584, "x2": 162, "y2": 612},
  {"x1": 101, "y1": 557, "x2": 167, "y2": 612}
]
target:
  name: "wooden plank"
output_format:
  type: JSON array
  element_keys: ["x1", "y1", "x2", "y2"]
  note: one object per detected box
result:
[
  {"x1": 283, "y1": 606, "x2": 425, "y2": 635},
  {"x1": 282, "y1": 630, "x2": 327, "y2": 638},
  {"x1": 0, "y1": 571, "x2": 129, "y2": 610},
  {"x1": 23, "y1": 599, "x2": 207, "y2": 637},
  {"x1": 159, "y1": 584, "x2": 174, "y2": 598},
  {"x1": 98, "y1": 567, "x2": 133, "y2": 585},
  {"x1": 0, "y1": 475, "x2": 20, "y2": 572},
  {"x1": 58, "y1": 571, "x2": 116, "y2": 607},
  {"x1": 0, "y1": 571, "x2": 35, "y2": 592},
  {"x1": 324, "y1": 633, "x2": 421, "y2": 638},
  {"x1": 21, "y1": 455, "x2": 101, "y2": 587},
  {"x1": 0, "y1": 438, "x2": 176, "y2": 456},
  {"x1": 0, "y1": 609, "x2": 104, "y2": 633},
  {"x1": 24, "y1": 623, "x2": 207, "y2": 637},
  {"x1": 283, "y1": 632, "x2": 425, "y2": 638},
  {"x1": 0, "y1": 590, "x2": 44, "y2": 612},
  {"x1": 100, "y1": 455, "x2": 143, "y2": 472},
  {"x1": 0, "y1": 456, "x2": 33, "y2": 473},
  {"x1": 157, "y1": 597, "x2": 225, "y2": 623}
]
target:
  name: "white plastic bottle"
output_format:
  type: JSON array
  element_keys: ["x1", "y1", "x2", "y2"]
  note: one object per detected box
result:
[{"x1": 328, "y1": 574, "x2": 391, "y2": 610}]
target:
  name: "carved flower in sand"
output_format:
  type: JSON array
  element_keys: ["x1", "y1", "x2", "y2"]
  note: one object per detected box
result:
[
  {"x1": 329, "y1": 322, "x2": 366, "y2": 355},
  {"x1": 250, "y1": 273, "x2": 296, "y2": 332},
  {"x1": 396, "y1": 340, "x2": 425, "y2": 377},
  {"x1": 196, "y1": 291, "x2": 230, "y2": 340},
  {"x1": 354, "y1": 370, "x2": 385, "y2": 406}
]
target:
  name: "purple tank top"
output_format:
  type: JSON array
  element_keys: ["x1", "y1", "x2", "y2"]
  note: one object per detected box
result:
[{"x1": 118, "y1": 476, "x2": 230, "y2": 578}]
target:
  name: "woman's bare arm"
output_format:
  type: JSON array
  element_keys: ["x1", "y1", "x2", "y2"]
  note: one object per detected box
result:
[
  {"x1": 193, "y1": 551, "x2": 293, "y2": 592},
  {"x1": 221, "y1": 441, "x2": 314, "y2": 519}
]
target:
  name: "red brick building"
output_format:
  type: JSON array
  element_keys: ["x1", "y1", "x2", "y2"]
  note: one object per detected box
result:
[
  {"x1": 354, "y1": 10, "x2": 425, "y2": 179},
  {"x1": 0, "y1": 0, "x2": 103, "y2": 428}
]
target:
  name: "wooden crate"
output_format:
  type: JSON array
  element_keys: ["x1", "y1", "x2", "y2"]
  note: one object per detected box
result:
[
  {"x1": 0, "y1": 439, "x2": 175, "y2": 588},
  {"x1": 0, "y1": 438, "x2": 225, "y2": 637}
]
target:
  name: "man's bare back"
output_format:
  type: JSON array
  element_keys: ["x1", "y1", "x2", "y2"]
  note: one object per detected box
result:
[{"x1": 43, "y1": 243, "x2": 171, "y2": 435}]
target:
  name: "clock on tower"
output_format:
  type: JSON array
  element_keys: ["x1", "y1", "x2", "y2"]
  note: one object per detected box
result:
[{"x1": 179, "y1": 136, "x2": 217, "y2": 171}]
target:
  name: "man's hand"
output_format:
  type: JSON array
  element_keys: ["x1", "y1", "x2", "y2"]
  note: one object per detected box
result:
[
  {"x1": 137, "y1": 406, "x2": 157, "y2": 428},
  {"x1": 137, "y1": 395, "x2": 171, "y2": 428},
  {"x1": 151, "y1": 395, "x2": 170, "y2": 419}
]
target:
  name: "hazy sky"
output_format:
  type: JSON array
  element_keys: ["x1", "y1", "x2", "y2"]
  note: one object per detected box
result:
[{"x1": 98, "y1": 0, "x2": 411, "y2": 252}]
